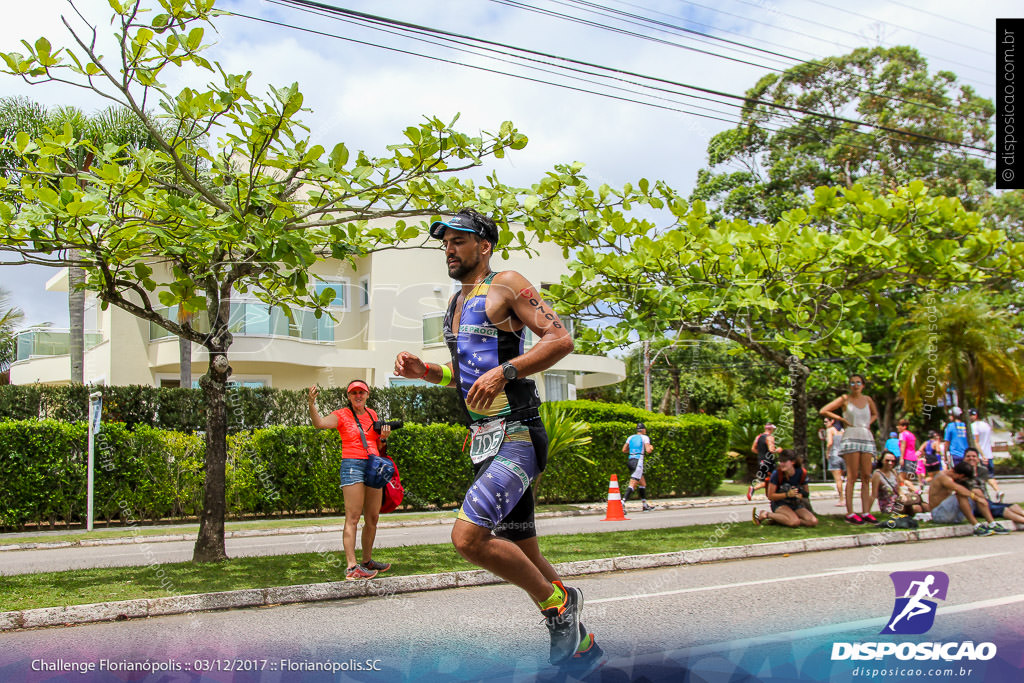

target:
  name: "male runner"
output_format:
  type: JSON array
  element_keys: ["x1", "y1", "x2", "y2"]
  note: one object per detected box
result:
[
  {"x1": 622, "y1": 423, "x2": 655, "y2": 511},
  {"x1": 393, "y1": 208, "x2": 601, "y2": 669}
]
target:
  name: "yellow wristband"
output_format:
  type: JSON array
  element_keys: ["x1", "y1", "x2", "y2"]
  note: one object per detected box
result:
[{"x1": 439, "y1": 364, "x2": 452, "y2": 387}]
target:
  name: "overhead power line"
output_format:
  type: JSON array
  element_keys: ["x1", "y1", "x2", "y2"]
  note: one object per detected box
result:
[{"x1": 272, "y1": 0, "x2": 995, "y2": 157}]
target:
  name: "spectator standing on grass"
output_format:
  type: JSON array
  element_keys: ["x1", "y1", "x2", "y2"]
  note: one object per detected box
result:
[
  {"x1": 944, "y1": 407, "x2": 969, "y2": 466},
  {"x1": 752, "y1": 450, "x2": 817, "y2": 528},
  {"x1": 927, "y1": 462, "x2": 1003, "y2": 536},
  {"x1": 897, "y1": 419, "x2": 919, "y2": 489},
  {"x1": 392, "y1": 208, "x2": 601, "y2": 671},
  {"x1": 308, "y1": 381, "x2": 392, "y2": 580},
  {"x1": 962, "y1": 448, "x2": 1023, "y2": 528},
  {"x1": 746, "y1": 423, "x2": 781, "y2": 501},
  {"x1": 968, "y1": 409, "x2": 1003, "y2": 501},
  {"x1": 824, "y1": 417, "x2": 846, "y2": 506},
  {"x1": 820, "y1": 373, "x2": 879, "y2": 525},
  {"x1": 622, "y1": 423, "x2": 655, "y2": 511}
]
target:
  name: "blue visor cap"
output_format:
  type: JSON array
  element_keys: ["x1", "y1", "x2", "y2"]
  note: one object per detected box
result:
[{"x1": 429, "y1": 214, "x2": 498, "y2": 244}]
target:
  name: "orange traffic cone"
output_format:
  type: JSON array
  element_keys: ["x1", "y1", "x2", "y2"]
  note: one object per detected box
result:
[{"x1": 602, "y1": 474, "x2": 629, "y2": 521}]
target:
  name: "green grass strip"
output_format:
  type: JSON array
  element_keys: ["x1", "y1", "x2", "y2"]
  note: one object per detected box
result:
[{"x1": 1, "y1": 515, "x2": 897, "y2": 612}]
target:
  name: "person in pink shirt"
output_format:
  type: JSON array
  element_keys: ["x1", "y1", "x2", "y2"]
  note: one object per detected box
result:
[{"x1": 897, "y1": 419, "x2": 918, "y2": 489}]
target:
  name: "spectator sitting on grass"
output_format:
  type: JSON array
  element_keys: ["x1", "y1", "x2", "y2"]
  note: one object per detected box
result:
[
  {"x1": 752, "y1": 450, "x2": 817, "y2": 528},
  {"x1": 927, "y1": 462, "x2": 1005, "y2": 536},
  {"x1": 963, "y1": 448, "x2": 1024, "y2": 529}
]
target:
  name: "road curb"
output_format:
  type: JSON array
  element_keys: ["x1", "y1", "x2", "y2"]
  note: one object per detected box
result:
[{"x1": 2, "y1": 520, "x2": 1008, "y2": 632}]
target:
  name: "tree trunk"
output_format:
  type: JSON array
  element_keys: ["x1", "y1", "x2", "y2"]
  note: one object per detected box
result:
[
  {"x1": 787, "y1": 355, "x2": 811, "y2": 462},
  {"x1": 68, "y1": 261, "x2": 85, "y2": 384},
  {"x1": 193, "y1": 345, "x2": 230, "y2": 562},
  {"x1": 671, "y1": 368, "x2": 683, "y2": 415},
  {"x1": 177, "y1": 308, "x2": 193, "y2": 388},
  {"x1": 643, "y1": 340, "x2": 652, "y2": 412}
]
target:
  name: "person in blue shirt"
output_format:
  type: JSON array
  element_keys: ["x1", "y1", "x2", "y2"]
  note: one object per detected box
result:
[
  {"x1": 622, "y1": 423, "x2": 655, "y2": 511},
  {"x1": 944, "y1": 407, "x2": 970, "y2": 466},
  {"x1": 885, "y1": 432, "x2": 901, "y2": 459}
]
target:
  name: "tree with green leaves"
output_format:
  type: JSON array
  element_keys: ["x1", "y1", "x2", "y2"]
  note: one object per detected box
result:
[
  {"x1": 0, "y1": 96, "x2": 165, "y2": 384},
  {"x1": 526, "y1": 176, "x2": 1023, "y2": 462},
  {"x1": 690, "y1": 46, "x2": 995, "y2": 223},
  {"x1": 0, "y1": 287, "x2": 25, "y2": 383},
  {"x1": 0, "y1": 0, "x2": 535, "y2": 561},
  {"x1": 894, "y1": 290, "x2": 1024, "y2": 421}
]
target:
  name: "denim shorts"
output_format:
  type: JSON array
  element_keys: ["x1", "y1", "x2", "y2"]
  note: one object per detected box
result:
[{"x1": 339, "y1": 458, "x2": 368, "y2": 487}]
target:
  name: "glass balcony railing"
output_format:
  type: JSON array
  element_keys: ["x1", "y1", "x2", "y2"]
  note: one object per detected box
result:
[
  {"x1": 149, "y1": 303, "x2": 334, "y2": 343},
  {"x1": 15, "y1": 329, "x2": 104, "y2": 361}
]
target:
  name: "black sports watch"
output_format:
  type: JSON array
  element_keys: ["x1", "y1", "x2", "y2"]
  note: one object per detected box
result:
[{"x1": 501, "y1": 362, "x2": 518, "y2": 381}]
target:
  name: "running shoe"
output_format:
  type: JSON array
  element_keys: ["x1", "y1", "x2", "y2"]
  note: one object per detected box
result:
[
  {"x1": 973, "y1": 524, "x2": 996, "y2": 537},
  {"x1": 746, "y1": 484, "x2": 754, "y2": 501},
  {"x1": 988, "y1": 523, "x2": 1009, "y2": 535},
  {"x1": 752, "y1": 508, "x2": 762, "y2": 526},
  {"x1": 845, "y1": 513, "x2": 864, "y2": 525},
  {"x1": 542, "y1": 585, "x2": 583, "y2": 664},
  {"x1": 563, "y1": 623, "x2": 606, "y2": 677},
  {"x1": 861, "y1": 513, "x2": 878, "y2": 524},
  {"x1": 642, "y1": 503, "x2": 655, "y2": 511},
  {"x1": 361, "y1": 559, "x2": 391, "y2": 572},
  {"x1": 345, "y1": 564, "x2": 378, "y2": 580}
]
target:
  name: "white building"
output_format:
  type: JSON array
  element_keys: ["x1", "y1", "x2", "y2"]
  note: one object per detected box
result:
[{"x1": 11, "y1": 238, "x2": 624, "y2": 400}]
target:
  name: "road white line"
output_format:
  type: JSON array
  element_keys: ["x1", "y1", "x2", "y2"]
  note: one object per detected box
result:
[
  {"x1": 683, "y1": 592, "x2": 1024, "y2": 657},
  {"x1": 588, "y1": 553, "x2": 1009, "y2": 605}
]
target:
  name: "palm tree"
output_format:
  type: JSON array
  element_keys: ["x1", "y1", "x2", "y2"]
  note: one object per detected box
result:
[
  {"x1": 894, "y1": 291, "x2": 1024, "y2": 419},
  {"x1": 0, "y1": 287, "x2": 26, "y2": 384},
  {"x1": 1, "y1": 98, "x2": 165, "y2": 384}
]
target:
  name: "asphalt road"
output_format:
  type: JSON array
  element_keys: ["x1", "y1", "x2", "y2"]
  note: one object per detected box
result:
[
  {"x1": 2, "y1": 533, "x2": 1022, "y2": 682},
  {"x1": 3, "y1": 481, "x2": 1023, "y2": 575}
]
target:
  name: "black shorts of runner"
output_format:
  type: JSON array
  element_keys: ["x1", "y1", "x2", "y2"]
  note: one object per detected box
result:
[{"x1": 467, "y1": 417, "x2": 549, "y2": 542}]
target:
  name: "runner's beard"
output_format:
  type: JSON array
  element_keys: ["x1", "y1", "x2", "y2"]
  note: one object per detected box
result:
[{"x1": 448, "y1": 254, "x2": 479, "y2": 280}]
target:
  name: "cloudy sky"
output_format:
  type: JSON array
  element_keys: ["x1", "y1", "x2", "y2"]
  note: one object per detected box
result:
[{"x1": 1, "y1": 0, "x2": 1017, "y2": 327}]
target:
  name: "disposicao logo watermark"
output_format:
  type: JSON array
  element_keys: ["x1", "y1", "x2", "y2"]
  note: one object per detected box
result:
[
  {"x1": 882, "y1": 571, "x2": 948, "y2": 635},
  {"x1": 831, "y1": 570, "x2": 997, "y2": 663}
]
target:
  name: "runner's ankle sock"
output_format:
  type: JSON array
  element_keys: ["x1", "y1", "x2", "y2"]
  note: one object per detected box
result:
[
  {"x1": 638, "y1": 487, "x2": 646, "y2": 501},
  {"x1": 623, "y1": 487, "x2": 634, "y2": 502},
  {"x1": 576, "y1": 632, "x2": 594, "y2": 654},
  {"x1": 538, "y1": 583, "x2": 566, "y2": 611}
]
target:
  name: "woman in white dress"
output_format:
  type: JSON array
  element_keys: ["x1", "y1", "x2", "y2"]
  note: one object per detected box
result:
[{"x1": 820, "y1": 374, "x2": 879, "y2": 524}]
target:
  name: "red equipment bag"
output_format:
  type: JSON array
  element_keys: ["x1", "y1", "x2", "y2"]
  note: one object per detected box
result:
[{"x1": 379, "y1": 454, "x2": 404, "y2": 513}]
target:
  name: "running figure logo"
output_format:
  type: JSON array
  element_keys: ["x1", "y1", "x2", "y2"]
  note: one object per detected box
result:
[{"x1": 881, "y1": 571, "x2": 949, "y2": 635}]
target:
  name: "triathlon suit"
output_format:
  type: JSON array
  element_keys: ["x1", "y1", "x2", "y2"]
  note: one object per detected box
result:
[
  {"x1": 838, "y1": 400, "x2": 876, "y2": 456},
  {"x1": 923, "y1": 441, "x2": 942, "y2": 473},
  {"x1": 755, "y1": 433, "x2": 775, "y2": 483},
  {"x1": 443, "y1": 272, "x2": 547, "y2": 541}
]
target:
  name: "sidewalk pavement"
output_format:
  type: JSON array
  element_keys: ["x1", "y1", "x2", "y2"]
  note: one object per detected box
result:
[
  {"x1": 0, "y1": 491, "x2": 786, "y2": 552},
  {"x1": 0, "y1": 516, "x2": 1014, "y2": 633}
]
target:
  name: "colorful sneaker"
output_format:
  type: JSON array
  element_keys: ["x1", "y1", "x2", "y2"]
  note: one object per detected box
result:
[
  {"x1": 361, "y1": 559, "x2": 391, "y2": 572},
  {"x1": 564, "y1": 624, "x2": 606, "y2": 676},
  {"x1": 345, "y1": 564, "x2": 378, "y2": 580},
  {"x1": 845, "y1": 513, "x2": 864, "y2": 525},
  {"x1": 542, "y1": 585, "x2": 583, "y2": 664},
  {"x1": 973, "y1": 524, "x2": 995, "y2": 537},
  {"x1": 988, "y1": 523, "x2": 1009, "y2": 535},
  {"x1": 862, "y1": 513, "x2": 878, "y2": 524},
  {"x1": 746, "y1": 484, "x2": 755, "y2": 501},
  {"x1": 752, "y1": 508, "x2": 762, "y2": 526}
]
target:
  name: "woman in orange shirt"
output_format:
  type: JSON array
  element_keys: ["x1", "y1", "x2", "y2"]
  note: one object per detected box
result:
[{"x1": 308, "y1": 380, "x2": 392, "y2": 580}]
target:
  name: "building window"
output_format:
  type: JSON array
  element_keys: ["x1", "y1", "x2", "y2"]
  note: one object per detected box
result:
[
  {"x1": 314, "y1": 279, "x2": 349, "y2": 311},
  {"x1": 423, "y1": 313, "x2": 446, "y2": 346},
  {"x1": 359, "y1": 276, "x2": 370, "y2": 309},
  {"x1": 544, "y1": 371, "x2": 570, "y2": 402}
]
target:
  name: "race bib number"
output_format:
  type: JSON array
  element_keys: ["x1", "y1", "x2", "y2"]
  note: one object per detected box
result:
[{"x1": 469, "y1": 419, "x2": 506, "y2": 464}]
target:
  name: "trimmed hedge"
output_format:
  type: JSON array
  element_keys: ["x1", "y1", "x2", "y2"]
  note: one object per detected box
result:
[
  {"x1": 0, "y1": 409, "x2": 729, "y2": 529},
  {"x1": 548, "y1": 399, "x2": 678, "y2": 426},
  {"x1": 0, "y1": 384, "x2": 464, "y2": 432}
]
